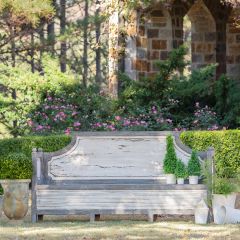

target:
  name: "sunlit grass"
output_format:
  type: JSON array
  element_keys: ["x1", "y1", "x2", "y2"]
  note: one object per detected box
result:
[{"x1": 0, "y1": 218, "x2": 239, "y2": 240}]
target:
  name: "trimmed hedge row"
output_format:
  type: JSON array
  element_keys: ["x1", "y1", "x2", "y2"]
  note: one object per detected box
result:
[
  {"x1": 180, "y1": 130, "x2": 240, "y2": 178},
  {"x1": 0, "y1": 135, "x2": 71, "y2": 181}
]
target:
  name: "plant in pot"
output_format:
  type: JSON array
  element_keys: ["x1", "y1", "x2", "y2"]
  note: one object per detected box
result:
[
  {"x1": 0, "y1": 153, "x2": 32, "y2": 220},
  {"x1": 163, "y1": 136, "x2": 177, "y2": 184},
  {"x1": 175, "y1": 159, "x2": 188, "y2": 185},
  {"x1": 188, "y1": 151, "x2": 201, "y2": 184},
  {"x1": 202, "y1": 160, "x2": 239, "y2": 224},
  {"x1": 212, "y1": 177, "x2": 238, "y2": 224}
]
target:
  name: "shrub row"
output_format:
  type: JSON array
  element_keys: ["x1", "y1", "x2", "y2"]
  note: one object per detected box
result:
[
  {"x1": 180, "y1": 130, "x2": 240, "y2": 178},
  {"x1": 0, "y1": 135, "x2": 71, "y2": 181}
]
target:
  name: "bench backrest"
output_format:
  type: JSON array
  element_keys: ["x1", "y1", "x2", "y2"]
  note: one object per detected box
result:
[{"x1": 32, "y1": 132, "x2": 211, "y2": 185}]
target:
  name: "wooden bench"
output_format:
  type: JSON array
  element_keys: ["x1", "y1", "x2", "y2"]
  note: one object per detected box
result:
[{"x1": 31, "y1": 132, "x2": 211, "y2": 222}]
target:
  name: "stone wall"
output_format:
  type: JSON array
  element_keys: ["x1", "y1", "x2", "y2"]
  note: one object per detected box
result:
[
  {"x1": 111, "y1": 0, "x2": 240, "y2": 96},
  {"x1": 227, "y1": 10, "x2": 240, "y2": 79},
  {"x1": 125, "y1": 5, "x2": 173, "y2": 80}
]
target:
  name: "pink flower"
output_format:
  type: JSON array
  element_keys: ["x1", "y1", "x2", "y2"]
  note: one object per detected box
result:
[
  {"x1": 64, "y1": 128, "x2": 71, "y2": 135},
  {"x1": 36, "y1": 125, "x2": 44, "y2": 131},
  {"x1": 73, "y1": 122, "x2": 81, "y2": 127},
  {"x1": 115, "y1": 116, "x2": 121, "y2": 121},
  {"x1": 72, "y1": 111, "x2": 78, "y2": 116},
  {"x1": 27, "y1": 120, "x2": 34, "y2": 127}
]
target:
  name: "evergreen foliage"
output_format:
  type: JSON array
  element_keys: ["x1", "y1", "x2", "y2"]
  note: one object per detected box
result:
[
  {"x1": 175, "y1": 159, "x2": 188, "y2": 179},
  {"x1": 163, "y1": 136, "x2": 178, "y2": 174},
  {"x1": 187, "y1": 151, "x2": 201, "y2": 176}
]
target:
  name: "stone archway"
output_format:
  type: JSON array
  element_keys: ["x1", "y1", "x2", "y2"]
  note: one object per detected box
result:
[{"x1": 186, "y1": 0, "x2": 216, "y2": 70}]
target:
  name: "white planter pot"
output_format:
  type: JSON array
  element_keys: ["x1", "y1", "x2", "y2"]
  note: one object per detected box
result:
[
  {"x1": 212, "y1": 194, "x2": 237, "y2": 224},
  {"x1": 224, "y1": 206, "x2": 240, "y2": 224},
  {"x1": 166, "y1": 174, "x2": 176, "y2": 185},
  {"x1": 195, "y1": 199, "x2": 209, "y2": 224},
  {"x1": 177, "y1": 178, "x2": 184, "y2": 185},
  {"x1": 189, "y1": 176, "x2": 199, "y2": 185}
]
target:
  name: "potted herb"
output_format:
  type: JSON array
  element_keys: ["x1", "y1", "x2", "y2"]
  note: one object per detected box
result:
[
  {"x1": 175, "y1": 159, "x2": 187, "y2": 184},
  {"x1": 0, "y1": 153, "x2": 32, "y2": 220},
  {"x1": 163, "y1": 136, "x2": 177, "y2": 184},
  {"x1": 188, "y1": 151, "x2": 201, "y2": 184}
]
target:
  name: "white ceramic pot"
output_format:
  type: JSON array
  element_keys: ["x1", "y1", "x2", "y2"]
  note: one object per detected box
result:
[
  {"x1": 212, "y1": 194, "x2": 237, "y2": 224},
  {"x1": 194, "y1": 199, "x2": 209, "y2": 224},
  {"x1": 189, "y1": 176, "x2": 199, "y2": 185},
  {"x1": 177, "y1": 178, "x2": 184, "y2": 185},
  {"x1": 166, "y1": 174, "x2": 176, "y2": 184}
]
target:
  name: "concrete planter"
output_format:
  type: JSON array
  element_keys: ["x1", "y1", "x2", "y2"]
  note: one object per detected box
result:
[
  {"x1": 166, "y1": 174, "x2": 176, "y2": 184},
  {"x1": 0, "y1": 180, "x2": 31, "y2": 220},
  {"x1": 195, "y1": 199, "x2": 209, "y2": 224},
  {"x1": 224, "y1": 206, "x2": 240, "y2": 224},
  {"x1": 189, "y1": 176, "x2": 199, "y2": 185},
  {"x1": 177, "y1": 178, "x2": 184, "y2": 185},
  {"x1": 212, "y1": 193, "x2": 237, "y2": 224}
]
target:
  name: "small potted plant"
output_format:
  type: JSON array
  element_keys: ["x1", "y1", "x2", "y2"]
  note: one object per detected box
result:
[
  {"x1": 188, "y1": 151, "x2": 201, "y2": 184},
  {"x1": 0, "y1": 153, "x2": 32, "y2": 220},
  {"x1": 164, "y1": 136, "x2": 177, "y2": 184},
  {"x1": 175, "y1": 159, "x2": 188, "y2": 184}
]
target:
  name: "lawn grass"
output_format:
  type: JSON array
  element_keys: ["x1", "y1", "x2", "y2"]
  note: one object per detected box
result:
[{"x1": 0, "y1": 218, "x2": 240, "y2": 240}]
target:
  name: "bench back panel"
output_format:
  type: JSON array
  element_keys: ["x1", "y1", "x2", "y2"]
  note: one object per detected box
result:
[{"x1": 48, "y1": 136, "x2": 168, "y2": 180}]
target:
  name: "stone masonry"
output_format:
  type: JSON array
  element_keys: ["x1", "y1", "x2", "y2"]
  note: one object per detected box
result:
[{"x1": 109, "y1": 0, "x2": 240, "y2": 95}]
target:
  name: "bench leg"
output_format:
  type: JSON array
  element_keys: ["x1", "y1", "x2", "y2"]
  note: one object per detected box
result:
[
  {"x1": 148, "y1": 214, "x2": 157, "y2": 223},
  {"x1": 90, "y1": 213, "x2": 95, "y2": 222},
  {"x1": 31, "y1": 214, "x2": 37, "y2": 223}
]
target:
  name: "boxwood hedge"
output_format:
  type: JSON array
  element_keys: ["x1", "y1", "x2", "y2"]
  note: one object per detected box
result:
[
  {"x1": 180, "y1": 130, "x2": 240, "y2": 178},
  {"x1": 0, "y1": 135, "x2": 71, "y2": 193}
]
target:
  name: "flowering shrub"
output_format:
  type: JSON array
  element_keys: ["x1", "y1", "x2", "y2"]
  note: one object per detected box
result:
[
  {"x1": 192, "y1": 103, "x2": 219, "y2": 130},
  {"x1": 30, "y1": 99, "x2": 173, "y2": 134},
  {"x1": 29, "y1": 96, "x2": 82, "y2": 135}
]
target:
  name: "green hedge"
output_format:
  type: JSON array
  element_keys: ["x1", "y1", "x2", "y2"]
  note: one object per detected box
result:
[
  {"x1": 180, "y1": 130, "x2": 240, "y2": 178},
  {"x1": 0, "y1": 153, "x2": 33, "y2": 179},
  {"x1": 0, "y1": 135, "x2": 71, "y2": 193},
  {"x1": 0, "y1": 135, "x2": 71, "y2": 158}
]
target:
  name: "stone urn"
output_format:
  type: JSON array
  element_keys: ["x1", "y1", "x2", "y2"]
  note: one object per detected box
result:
[{"x1": 0, "y1": 180, "x2": 31, "y2": 220}]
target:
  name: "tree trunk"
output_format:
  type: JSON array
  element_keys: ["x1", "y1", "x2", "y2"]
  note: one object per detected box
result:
[
  {"x1": 82, "y1": 0, "x2": 89, "y2": 87},
  {"x1": 95, "y1": 0, "x2": 101, "y2": 85},
  {"x1": 39, "y1": 19, "x2": 45, "y2": 75},
  {"x1": 60, "y1": 0, "x2": 67, "y2": 72},
  {"x1": 47, "y1": 0, "x2": 56, "y2": 55},
  {"x1": 10, "y1": 26, "x2": 17, "y2": 136},
  {"x1": 30, "y1": 33, "x2": 35, "y2": 73}
]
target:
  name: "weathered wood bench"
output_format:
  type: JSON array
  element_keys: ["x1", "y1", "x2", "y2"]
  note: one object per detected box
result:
[{"x1": 31, "y1": 132, "x2": 210, "y2": 222}]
